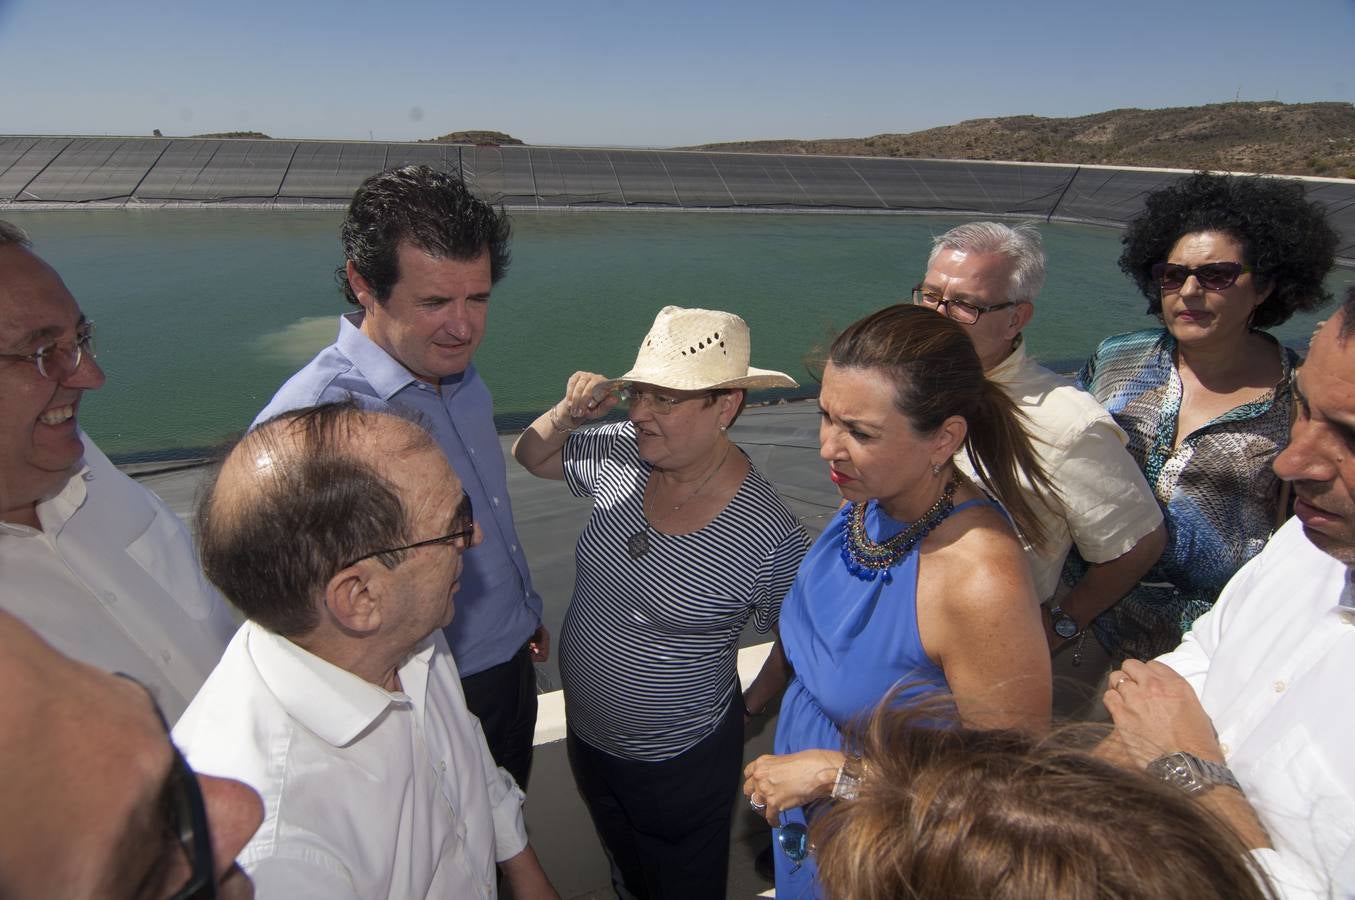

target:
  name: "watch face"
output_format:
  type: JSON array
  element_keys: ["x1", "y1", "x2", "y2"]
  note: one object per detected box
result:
[
  {"x1": 1148, "y1": 753, "x2": 1206, "y2": 794},
  {"x1": 1054, "y1": 616, "x2": 1079, "y2": 639}
]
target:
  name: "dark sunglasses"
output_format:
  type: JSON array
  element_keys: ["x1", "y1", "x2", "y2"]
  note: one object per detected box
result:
[
  {"x1": 778, "y1": 821, "x2": 810, "y2": 873},
  {"x1": 114, "y1": 674, "x2": 217, "y2": 900},
  {"x1": 1151, "y1": 261, "x2": 1251, "y2": 292}
]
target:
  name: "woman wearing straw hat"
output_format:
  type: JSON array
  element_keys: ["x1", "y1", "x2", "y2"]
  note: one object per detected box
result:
[{"x1": 514, "y1": 306, "x2": 809, "y2": 898}]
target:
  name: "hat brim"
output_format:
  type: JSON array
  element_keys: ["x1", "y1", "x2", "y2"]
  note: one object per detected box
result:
[{"x1": 597, "y1": 365, "x2": 798, "y2": 395}]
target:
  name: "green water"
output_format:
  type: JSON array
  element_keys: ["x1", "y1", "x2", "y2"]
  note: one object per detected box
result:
[{"x1": 7, "y1": 209, "x2": 1352, "y2": 461}]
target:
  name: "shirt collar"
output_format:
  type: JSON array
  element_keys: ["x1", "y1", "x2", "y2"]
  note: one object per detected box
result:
[
  {"x1": 0, "y1": 460, "x2": 89, "y2": 538},
  {"x1": 986, "y1": 333, "x2": 1028, "y2": 381},
  {"x1": 335, "y1": 312, "x2": 471, "y2": 401},
  {"x1": 245, "y1": 621, "x2": 437, "y2": 747}
]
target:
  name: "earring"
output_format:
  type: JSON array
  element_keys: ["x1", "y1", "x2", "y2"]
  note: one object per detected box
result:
[
  {"x1": 931, "y1": 462, "x2": 942, "y2": 476},
  {"x1": 719, "y1": 424, "x2": 728, "y2": 433}
]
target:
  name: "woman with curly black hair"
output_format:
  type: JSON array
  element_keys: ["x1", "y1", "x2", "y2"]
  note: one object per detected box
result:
[{"x1": 1068, "y1": 172, "x2": 1338, "y2": 663}]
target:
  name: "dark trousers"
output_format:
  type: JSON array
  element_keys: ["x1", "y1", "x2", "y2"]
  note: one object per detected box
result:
[
  {"x1": 461, "y1": 642, "x2": 539, "y2": 790},
  {"x1": 567, "y1": 697, "x2": 743, "y2": 900}
]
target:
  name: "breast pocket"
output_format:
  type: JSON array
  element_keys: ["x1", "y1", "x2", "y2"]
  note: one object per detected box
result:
[{"x1": 126, "y1": 505, "x2": 216, "y2": 620}]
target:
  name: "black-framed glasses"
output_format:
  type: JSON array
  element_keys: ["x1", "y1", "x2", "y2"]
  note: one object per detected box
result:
[
  {"x1": 0, "y1": 320, "x2": 97, "y2": 381},
  {"x1": 114, "y1": 674, "x2": 217, "y2": 900},
  {"x1": 911, "y1": 286, "x2": 1021, "y2": 325},
  {"x1": 778, "y1": 822, "x2": 810, "y2": 874},
  {"x1": 342, "y1": 493, "x2": 475, "y2": 568},
  {"x1": 616, "y1": 385, "x2": 713, "y2": 415},
  {"x1": 1151, "y1": 261, "x2": 1251, "y2": 292}
]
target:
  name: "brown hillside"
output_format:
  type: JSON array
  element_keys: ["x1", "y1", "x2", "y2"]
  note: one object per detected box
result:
[
  {"x1": 421, "y1": 130, "x2": 524, "y2": 146},
  {"x1": 686, "y1": 102, "x2": 1355, "y2": 179}
]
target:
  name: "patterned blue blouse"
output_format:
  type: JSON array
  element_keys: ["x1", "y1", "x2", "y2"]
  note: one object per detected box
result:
[{"x1": 1067, "y1": 328, "x2": 1296, "y2": 661}]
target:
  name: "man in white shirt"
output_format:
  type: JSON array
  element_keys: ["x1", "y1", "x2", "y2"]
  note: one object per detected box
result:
[
  {"x1": 1105, "y1": 295, "x2": 1355, "y2": 899},
  {"x1": 173, "y1": 401, "x2": 557, "y2": 900},
  {"x1": 0, "y1": 220, "x2": 235, "y2": 720},
  {"x1": 915, "y1": 222, "x2": 1166, "y2": 708}
]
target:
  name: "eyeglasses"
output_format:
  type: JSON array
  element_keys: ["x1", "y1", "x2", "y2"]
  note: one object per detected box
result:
[
  {"x1": 778, "y1": 822, "x2": 810, "y2": 874},
  {"x1": 342, "y1": 493, "x2": 476, "y2": 569},
  {"x1": 0, "y1": 320, "x2": 97, "y2": 381},
  {"x1": 616, "y1": 385, "x2": 713, "y2": 415},
  {"x1": 1151, "y1": 261, "x2": 1251, "y2": 292},
  {"x1": 114, "y1": 674, "x2": 217, "y2": 900},
  {"x1": 911, "y1": 286, "x2": 1021, "y2": 325}
]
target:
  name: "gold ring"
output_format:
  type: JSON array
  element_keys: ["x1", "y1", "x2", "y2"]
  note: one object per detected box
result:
[{"x1": 1115, "y1": 676, "x2": 1129, "y2": 690}]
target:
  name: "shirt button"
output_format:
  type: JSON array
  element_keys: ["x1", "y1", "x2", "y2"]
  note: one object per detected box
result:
[
  {"x1": 161, "y1": 650, "x2": 172, "y2": 664},
  {"x1": 1341, "y1": 610, "x2": 1355, "y2": 625},
  {"x1": 470, "y1": 448, "x2": 477, "y2": 455},
  {"x1": 1273, "y1": 680, "x2": 1287, "y2": 693},
  {"x1": 1219, "y1": 742, "x2": 1230, "y2": 756},
  {"x1": 492, "y1": 496, "x2": 501, "y2": 507},
  {"x1": 439, "y1": 760, "x2": 447, "y2": 772},
  {"x1": 102, "y1": 591, "x2": 118, "y2": 605},
  {"x1": 510, "y1": 544, "x2": 518, "y2": 553},
  {"x1": 82, "y1": 472, "x2": 95, "y2": 482}
]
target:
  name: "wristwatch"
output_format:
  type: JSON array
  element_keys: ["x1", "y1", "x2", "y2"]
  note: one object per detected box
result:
[
  {"x1": 1147, "y1": 751, "x2": 1241, "y2": 795},
  {"x1": 1048, "y1": 603, "x2": 1080, "y2": 639}
]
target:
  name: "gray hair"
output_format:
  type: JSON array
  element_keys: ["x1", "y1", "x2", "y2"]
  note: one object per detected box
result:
[
  {"x1": 928, "y1": 221, "x2": 1046, "y2": 305},
  {"x1": 0, "y1": 220, "x2": 32, "y2": 248}
]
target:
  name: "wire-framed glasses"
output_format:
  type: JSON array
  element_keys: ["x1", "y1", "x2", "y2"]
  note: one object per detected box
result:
[
  {"x1": 615, "y1": 385, "x2": 713, "y2": 415},
  {"x1": 342, "y1": 493, "x2": 476, "y2": 568},
  {"x1": 0, "y1": 320, "x2": 97, "y2": 381},
  {"x1": 911, "y1": 286, "x2": 1021, "y2": 325}
]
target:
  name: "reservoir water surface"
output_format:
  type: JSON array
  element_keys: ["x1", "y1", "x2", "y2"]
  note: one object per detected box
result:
[{"x1": 7, "y1": 209, "x2": 1350, "y2": 461}]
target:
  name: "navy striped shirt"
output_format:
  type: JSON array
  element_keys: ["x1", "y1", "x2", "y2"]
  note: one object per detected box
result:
[{"x1": 558, "y1": 422, "x2": 808, "y2": 760}]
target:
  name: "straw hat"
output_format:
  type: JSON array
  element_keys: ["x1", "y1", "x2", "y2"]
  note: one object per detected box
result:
[{"x1": 599, "y1": 306, "x2": 798, "y2": 393}]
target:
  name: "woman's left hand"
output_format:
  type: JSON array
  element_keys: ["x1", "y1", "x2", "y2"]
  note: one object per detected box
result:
[{"x1": 742, "y1": 749, "x2": 843, "y2": 826}]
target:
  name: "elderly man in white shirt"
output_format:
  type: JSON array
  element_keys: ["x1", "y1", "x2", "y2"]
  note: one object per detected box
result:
[
  {"x1": 914, "y1": 222, "x2": 1167, "y2": 710},
  {"x1": 172, "y1": 401, "x2": 557, "y2": 900},
  {"x1": 0, "y1": 220, "x2": 234, "y2": 720},
  {"x1": 1104, "y1": 297, "x2": 1355, "y2": 900}
]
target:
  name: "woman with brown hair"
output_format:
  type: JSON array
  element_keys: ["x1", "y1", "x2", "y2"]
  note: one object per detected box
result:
[
  {"x1": 743, "y1": 304, "x2": 1058, "y2": 897},
  {"x1": 811, "y1": 700, "x2": 1275, "y2": 900}
]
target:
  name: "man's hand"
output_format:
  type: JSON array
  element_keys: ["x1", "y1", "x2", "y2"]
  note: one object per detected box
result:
[
  {"x1": 1102, "y1": 659, "x2": 1224, "y2": 767},
  {"x1": 528, "y1": 624, "x2": 550, "y2": 664}
]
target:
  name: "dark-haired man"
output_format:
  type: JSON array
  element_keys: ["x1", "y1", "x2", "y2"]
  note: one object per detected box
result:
[
  {"x1": 174, "y1": 403, "x2": 557, "y2": 899},
  {"x1": 0, "y1": 220, "x2": 234, "y2": 720},
  {"x1": 1106, "y1": 295, "x2": 1355, "y2": 899},
  {"x1": 255, "y1": 166, "x2": 545, "y2": 788}
]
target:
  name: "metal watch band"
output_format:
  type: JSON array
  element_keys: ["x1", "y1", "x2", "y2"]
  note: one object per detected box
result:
[{"x1": 1147, "y1": 751, "x2": 1241, "y2": 795}]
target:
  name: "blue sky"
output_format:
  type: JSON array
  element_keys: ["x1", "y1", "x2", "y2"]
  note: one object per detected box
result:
[{"x1": 2, "y1": 0, "x2": 1352, "y2": 147}]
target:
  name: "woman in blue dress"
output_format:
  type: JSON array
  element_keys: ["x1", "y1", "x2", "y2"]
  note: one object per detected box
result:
[{"x1": 743, "y1": 305, "x2": 1058, "y2": 897}]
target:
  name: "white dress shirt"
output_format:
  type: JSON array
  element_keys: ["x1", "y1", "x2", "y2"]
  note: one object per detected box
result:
[
  {"x1": 173, "y1": 622, "x2": 529, "y2": 900},
  {"x1": 1158, "y1": 517, "x2": 1355, "y2": 899},
  {"x1": 955, "y1": 339, "x2": 1163, "y2": 602},
  {"x1": 0, "y1": 434, "x2": 234, "y2": 720}
]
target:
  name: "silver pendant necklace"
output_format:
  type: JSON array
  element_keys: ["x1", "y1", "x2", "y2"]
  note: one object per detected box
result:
[{"x1": 627, "y1": 442, "x2": 733, "y2": 559}]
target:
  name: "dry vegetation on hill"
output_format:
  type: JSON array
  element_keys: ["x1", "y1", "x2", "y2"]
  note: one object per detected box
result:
[{"x1": 686, "y1": 102, "x2": 1355, "y2": 179}]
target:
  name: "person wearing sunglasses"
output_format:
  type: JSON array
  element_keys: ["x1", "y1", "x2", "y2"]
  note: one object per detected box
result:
[
  {"x1": 0, "y1": 220, "x2": 236, "y2": 721},
  {"x1": 0, "y1": 608, "x2": 264, "y2": 900},
  {"x1": 1069, "y1": 172, "x2": 1340, "y2": 665},
  {"x1": 172, "y1": 403, "x2": 558, "y2": 900},
  {"x1": 513, "y1": 306, "x2": 807, "y2": 899}
]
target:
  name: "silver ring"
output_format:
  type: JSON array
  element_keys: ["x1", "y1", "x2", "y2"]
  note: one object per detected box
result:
[
  {"x1": 1114, "y1": 676, "x2": 1129, "y2": 690},
  {"x1": 749, "y1": 797, "x2": 767, "y2": 813}
]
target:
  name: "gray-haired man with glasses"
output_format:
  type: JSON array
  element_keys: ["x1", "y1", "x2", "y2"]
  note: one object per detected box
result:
[
  {"x1": 917, "y1": 222, "x2": 1167, "y2": 717},
  {"x1": 173, "y1": 402, "x2": 558, "y2": 900},
  {"x1": 0, "y1": 219, "x2": 235, "y2": 721}
]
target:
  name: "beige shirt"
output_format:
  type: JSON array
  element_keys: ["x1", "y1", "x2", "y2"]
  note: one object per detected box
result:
[{"x1": 955, "y1": 339, "x2": 1163, "y2": 603}]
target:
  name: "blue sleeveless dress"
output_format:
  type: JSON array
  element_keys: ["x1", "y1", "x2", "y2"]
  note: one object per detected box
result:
[{"x1": 772, "y1": 497, "x2": 992, "y2": 898}]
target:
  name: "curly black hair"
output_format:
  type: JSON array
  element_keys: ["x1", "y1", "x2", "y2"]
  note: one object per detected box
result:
[
  {"x1": 1119, "y1": 172, "x2": 1338, "y2": 329},
  {"x1": 337, "y1": 165, "x2": 511, "y2": 306}
]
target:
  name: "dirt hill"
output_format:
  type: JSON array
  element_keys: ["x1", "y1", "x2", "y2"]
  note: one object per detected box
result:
[
  {"x1": 686, "y1": 102, "x2": 1355, "y2": 179},
  {"x1": 421, "y1": 130, "x2": 524, "y2": 146}
]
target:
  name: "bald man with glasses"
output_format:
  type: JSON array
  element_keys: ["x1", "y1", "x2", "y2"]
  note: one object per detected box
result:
[
  {"x1": 0, "y1": 220, "x2": 235, "y2": 720},
  {"x1": 173, "y1": 402, "x2": 557, "y2": 900}
]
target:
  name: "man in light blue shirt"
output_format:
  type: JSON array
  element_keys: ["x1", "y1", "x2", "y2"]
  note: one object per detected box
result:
[{"x1": 254, "y1": 165, "x2": 545, "y2": 789}]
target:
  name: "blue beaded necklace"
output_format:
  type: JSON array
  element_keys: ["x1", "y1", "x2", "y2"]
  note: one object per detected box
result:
[{"x1": 841, "y1": 477, "x2": 959, "y2": 583}]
